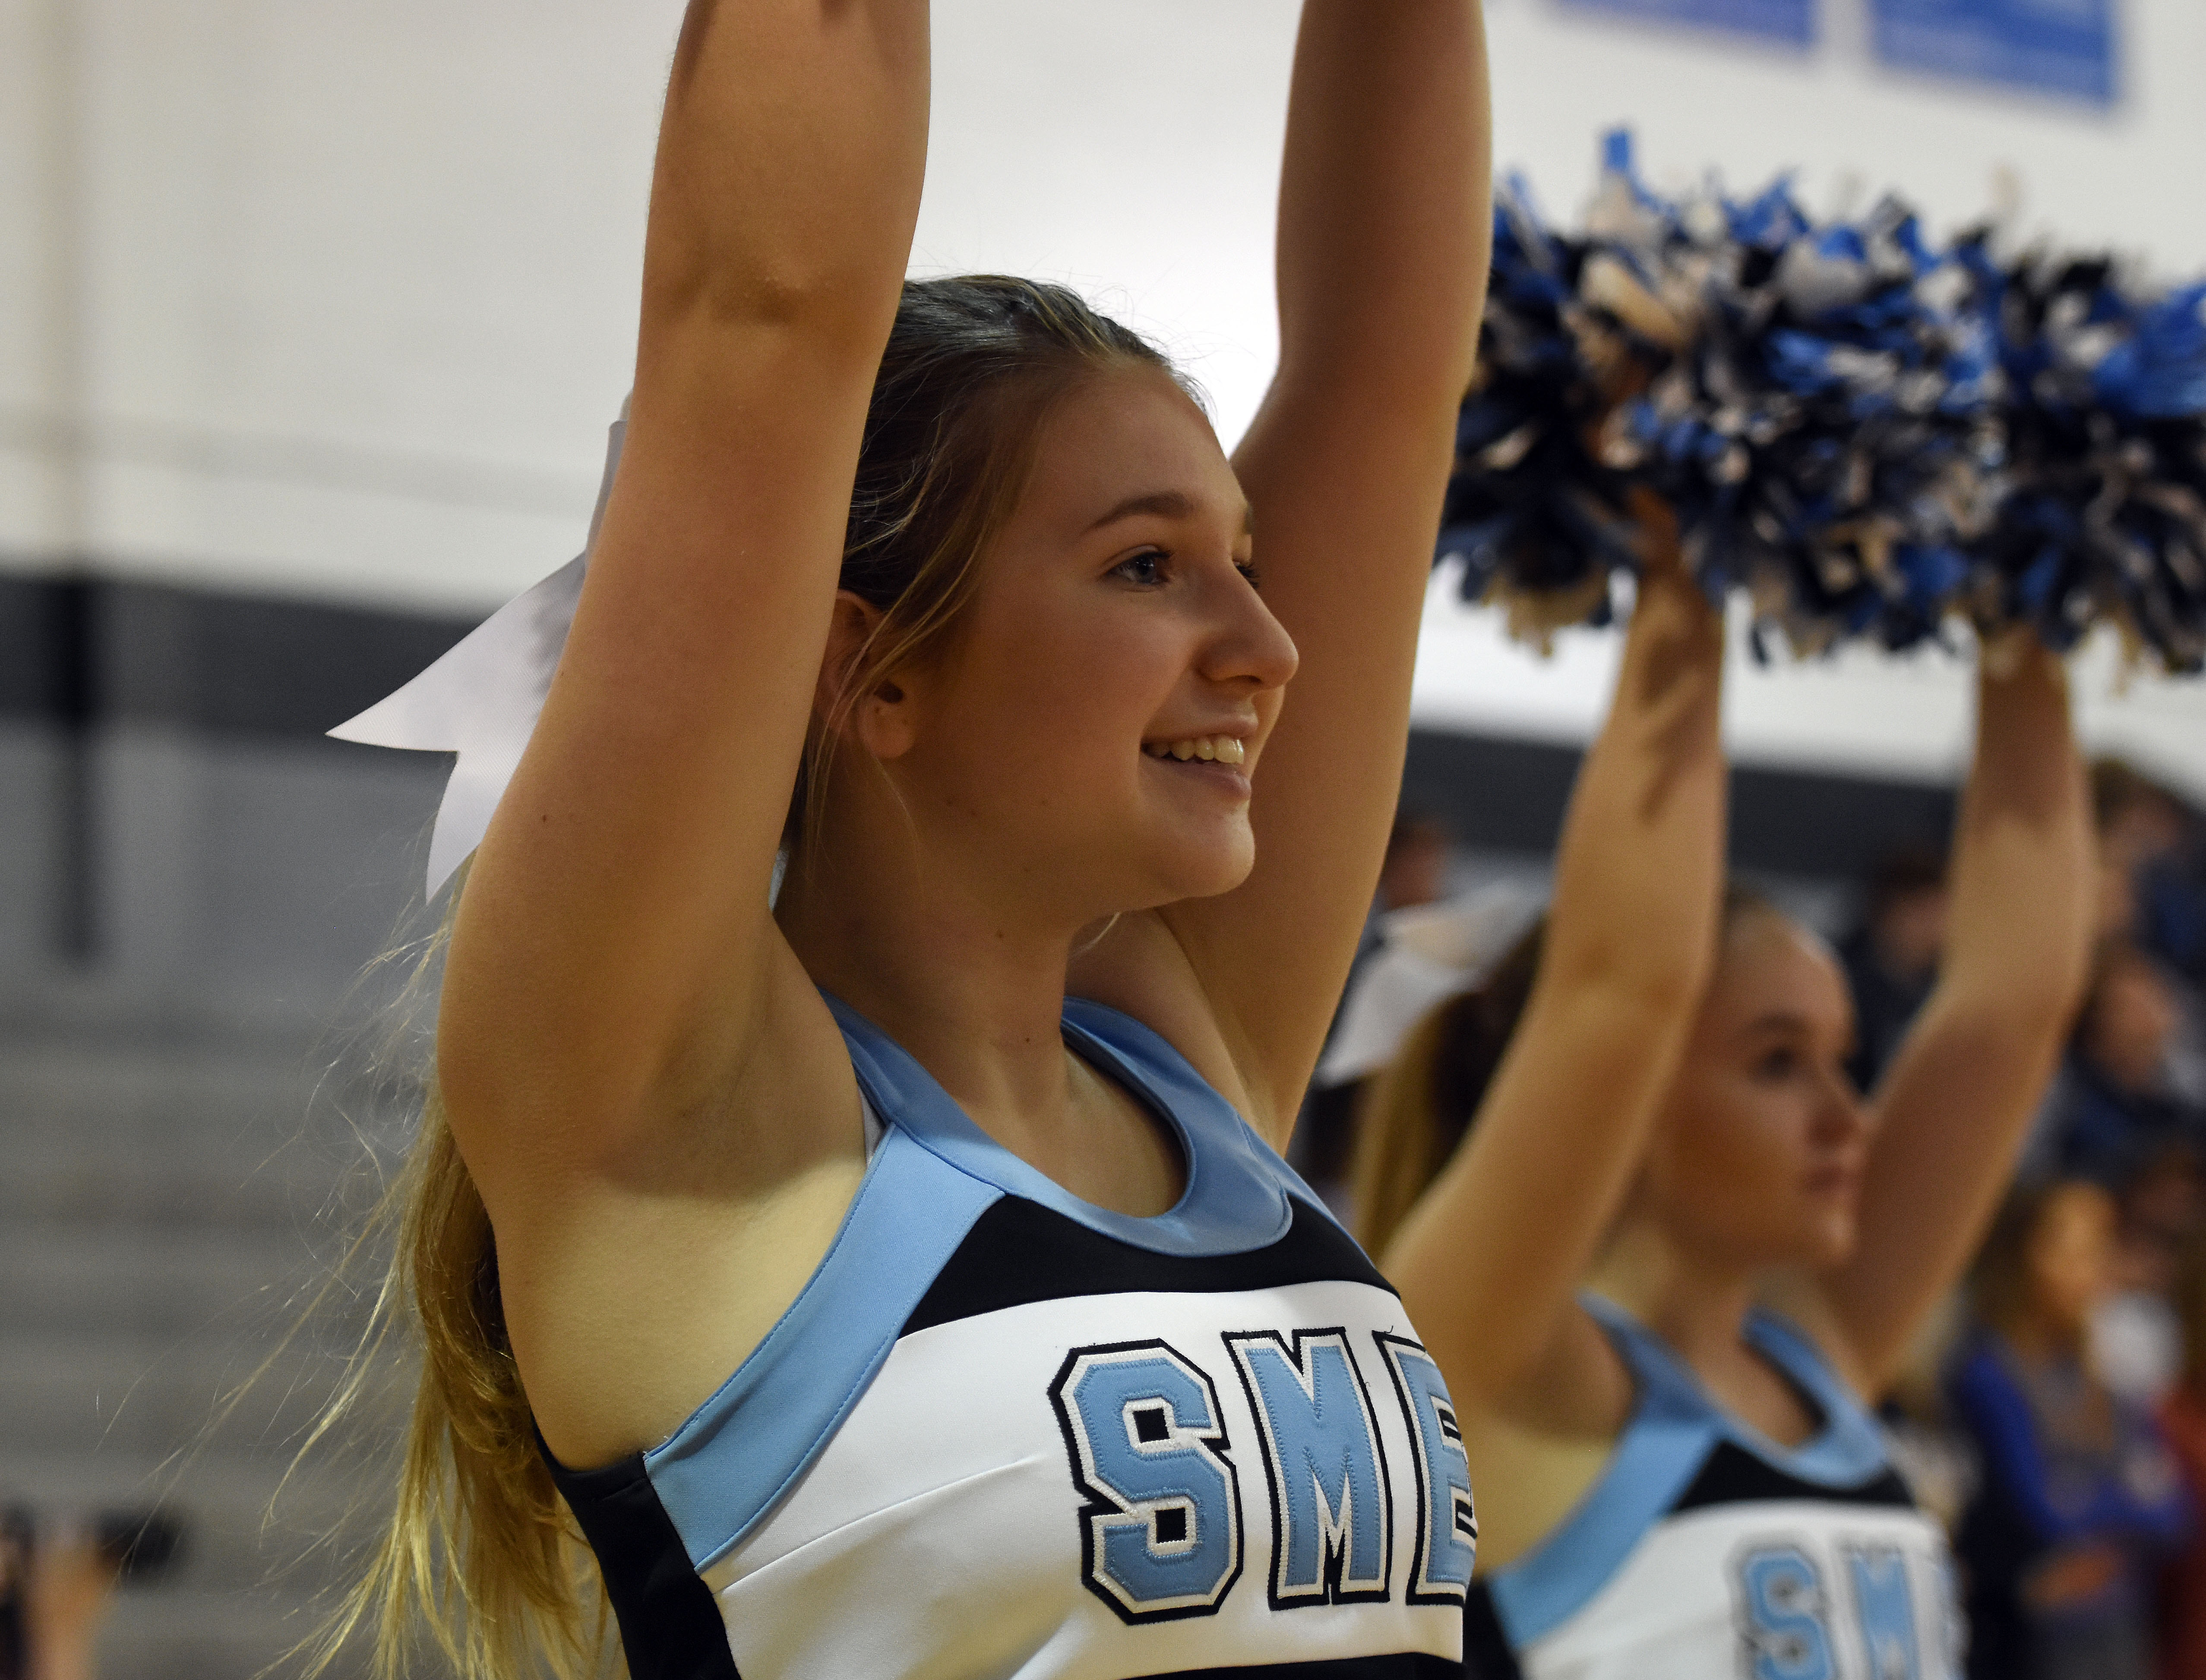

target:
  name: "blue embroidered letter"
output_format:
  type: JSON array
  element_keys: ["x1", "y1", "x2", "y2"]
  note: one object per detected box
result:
[
  {"x1": 1374, "y1": 1333, "x2": 1475, "y2": 1602},
  {"x1": 1737, "y1": 1544, "x2": 1836, "y2": 1680},
  {"x1": 1225, "y1": 1329, "x2": 1392, "y2": 1606},
  {"x1": 1050, "y1": 1341, "x2": 1243, "y2": 1623},
  {"x1": 1847, "y1": 1546, "x2": 1919, "y2": 1680}
]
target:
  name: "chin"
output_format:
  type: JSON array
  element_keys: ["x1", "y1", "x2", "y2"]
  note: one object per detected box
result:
[
  {"x1": 1128, "y1": 818, "x2": 1255, "y2": 905},
  {"x1": 1802, "y1": 1211, "x2": 1859, "y2": 1270}
]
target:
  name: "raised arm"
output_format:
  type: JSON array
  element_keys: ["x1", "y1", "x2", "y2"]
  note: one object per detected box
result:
[
  {"x1": 1385, "y1": 517, "x2": 1727, "y2": 1414},
  {"x1": 1815, "y1": 639, "x2": 2094, "y2": 1390},
  {"x1": 1082, "y1": 0, "x2": 1492, "y2": 1138},
  {"x1": 438, "y1": 3, "x2": 928, "y2": 1190}
]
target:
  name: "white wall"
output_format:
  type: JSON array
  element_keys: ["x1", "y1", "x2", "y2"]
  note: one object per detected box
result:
[{"x1": 4, "y1": 0, "x2": 2203, "y2": 791}]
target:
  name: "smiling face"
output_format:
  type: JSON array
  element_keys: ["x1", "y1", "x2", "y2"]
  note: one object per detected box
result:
[
  {"x1": 866, "y1": 365, "x2": 1298, "y2": 924},
  {"x1": 1638, "y1": 907, "x2": 1871, "y2": 1273}
]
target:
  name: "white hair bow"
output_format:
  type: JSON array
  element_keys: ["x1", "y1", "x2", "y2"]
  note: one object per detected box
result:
[{"x1": 329, "y1": 403, "x2": 627, "y2": 900}]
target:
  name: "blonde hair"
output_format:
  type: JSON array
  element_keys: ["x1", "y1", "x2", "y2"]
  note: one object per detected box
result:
[
  {"x1": 313, "y1": 278, "x2": 1183, "y2": 1680},
  {"x1": 1350, "y1": 925, "x2": 1545, "y2": 1258}
]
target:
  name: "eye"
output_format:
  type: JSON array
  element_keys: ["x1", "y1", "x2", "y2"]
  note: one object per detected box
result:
[
  {"x1": 1751, "y1": 1045, "x2": 1802, "y2": 1082},
  {"x1": 1235, "y1": 559, "x2": 1262, "y2": 590},
  {"x1": 1111, "y1": 549, "x2": 1169, "y2": 587}
]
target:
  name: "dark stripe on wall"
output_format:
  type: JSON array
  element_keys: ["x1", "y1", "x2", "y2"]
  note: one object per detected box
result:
[
  {"x1": 0, "y1": 575, "x2": 474, "y2": 739},
  {"x1": 0, "y1": 572, "x2": 1968, "y2": 881},
  {"x1": 0, "y1": 575, "x2": 97, "y2": 725},
  {"x1": 1401, "y1": 727, "x2": 1958, "y2": 881},
  {"x1": 902, "y1": 1195, "x2": 1391, "y2": 1338}
]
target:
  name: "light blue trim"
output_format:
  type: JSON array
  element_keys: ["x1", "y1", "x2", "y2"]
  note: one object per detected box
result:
[
  {"x1": 1739, "y1": 1308, "x2": 1889, "y2": 1485},
  {"x1": 828, "y1": 994, "x2": 1295, "y2": 1257},
  {"x1": 1487, "y1": 1294, "x2": 1893, "y2": 1649},
  {"x1": 1487, "y1": 1305, "x2": 1721, "y2": 1648},
  {"x1": 643, "y1": 1125, "x2": 1002, "y2": 1570},
  {"x1": 639, "y1": 993, "x2": 1304, "y2": 1571}
]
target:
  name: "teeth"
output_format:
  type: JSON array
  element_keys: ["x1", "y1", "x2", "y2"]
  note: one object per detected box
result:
[{"x1": 1145, "y1": 736, "x2": 1248, "y2": 765}]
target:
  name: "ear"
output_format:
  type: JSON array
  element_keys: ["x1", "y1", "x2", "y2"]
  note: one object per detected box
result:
[{"x1": 816, "y1": 591, "x2": 917, "y2": 761}]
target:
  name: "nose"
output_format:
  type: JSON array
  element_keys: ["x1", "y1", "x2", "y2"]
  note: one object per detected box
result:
[
  {"x1": 1809, "y1": 1070, "x2": 1868, "y2": 1150},
  {"x1": 1197, "y1": 570, "x2": 1299, "y2": 695}
]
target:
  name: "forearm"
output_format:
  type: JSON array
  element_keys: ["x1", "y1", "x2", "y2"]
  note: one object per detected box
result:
[
  {"x1": 1827, "y1": 641, "x2": 2092, "y2": 1382},
  {"x1": 642, "y1": 0, "x2": 929, "y2": 344},
  {"x1": 1271, "y1": 0, "x2": 1492, "y2": 405},
  {"x1": 1387, "y1": 518, "x2": 1725, "y2": 1401},
  {"x1": 1935, "y1": 640, "x2": 2093, "y2": 1017},
  {"x1": 1541, "y1": 522, "x2": 1728, "y2": 1006}
]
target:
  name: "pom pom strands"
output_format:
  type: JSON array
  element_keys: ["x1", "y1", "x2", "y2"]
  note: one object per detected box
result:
[
  {"x1": 1961, "y1": 252, "x2": 2206, "y2": 674},
  {"x1": 1435, "y1": 172, "x2": 1653, "y2": 650},
  {"x1": 1444, "y1": 133, "x2": 2206, "y2": 676}
]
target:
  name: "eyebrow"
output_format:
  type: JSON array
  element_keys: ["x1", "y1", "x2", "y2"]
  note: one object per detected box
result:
[{"x1": 1087, "y1": 489, "x2": 1254, "y2": 536}]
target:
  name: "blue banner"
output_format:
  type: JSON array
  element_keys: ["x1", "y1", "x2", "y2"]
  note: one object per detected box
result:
[
  {"x1": 1556, "y1": 0, "x2": 1815, "y2": 46},
  {"x1": 1870, "y1": 0, "x2": 2116, "y2": 103}
]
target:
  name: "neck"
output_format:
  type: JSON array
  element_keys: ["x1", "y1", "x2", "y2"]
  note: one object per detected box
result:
[
  {"x1": 1590, "y1": 1219, "x2": 1763, "y2": 1372},
  {"x1": 774, "y1": 803, "x2": 1097, "y2": 1147}
]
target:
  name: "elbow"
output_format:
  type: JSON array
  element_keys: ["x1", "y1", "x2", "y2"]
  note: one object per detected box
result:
[
  {"x1": 1539, "y1": 924, "x2": 1716, "y2": 1033},
  {"x1": 641, "y1": 239, "x2": 902, "y2": 355}
]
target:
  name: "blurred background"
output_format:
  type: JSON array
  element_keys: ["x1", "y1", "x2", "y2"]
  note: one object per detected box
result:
[{"x1": 4, "y1": 0, "x2": 2205, "y2": 1674}]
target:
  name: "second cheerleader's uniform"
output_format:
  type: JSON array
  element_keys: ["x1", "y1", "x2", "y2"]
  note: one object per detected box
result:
[
  {"x1": 1463, "y1": 1297, "x2": 1958, "y2": 1680},
  {"x1": 547, "y1": 996, "x2": 1476, "y2": 1680}
]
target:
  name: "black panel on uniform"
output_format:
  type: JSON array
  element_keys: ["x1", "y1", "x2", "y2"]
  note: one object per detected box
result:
[
  {"x1": 1671, "y1": 1438, "x2": 1914, "y2": 1514},
  {"x1": 542, "y1": 1443, "x2": 742, "y2": 1680},
  {"x1": 903, "y1": 1194, "x2": 1392, "y2": 1336}
]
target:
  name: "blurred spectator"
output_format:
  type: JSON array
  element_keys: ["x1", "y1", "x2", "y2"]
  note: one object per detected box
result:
[
  {"x1": 1839, "y1": 843, "x2": 1949, "y2": 1093},
  {"x1": 0, "y1": 1513, "x2": 123, "y2": 1680},
  {"x1": 2093, "y1": 1150, "x2": 2203, "y2": 1408},
  {"x1": 2161, "y1": 1226, "x2": 2206, "y2": 1678},
  {"x1": 2096, "y1": 761, "x2": 2206, "y2": 987},
  {"x1": 2036, "y1": 943, "x2": 2203, "y2": 1186},
  {"x1": 1951, "y1": 1180, "x2": 2191, "y2": 1680}
]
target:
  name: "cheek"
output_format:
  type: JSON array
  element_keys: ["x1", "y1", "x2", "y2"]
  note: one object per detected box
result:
[
  {"x1": 960, "y1": 590, "x2": 1189, "y2": 734},
  {"x1": 1655, "y1": 1075, "x2": 1808, "y2": 1209}
]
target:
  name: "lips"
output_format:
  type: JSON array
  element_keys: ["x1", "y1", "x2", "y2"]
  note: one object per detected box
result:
[{"x1": 1803, "y1": 1162, "x2": 1862, "y2": 1200}]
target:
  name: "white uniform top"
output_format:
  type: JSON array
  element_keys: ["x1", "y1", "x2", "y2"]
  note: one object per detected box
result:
[
  {"x1": 1463, "y1": 1298, "x2": 1959, "y2": 1680},
  {"x1": 546, "y1": 995, "x2": 1473, "y2": 1680}
]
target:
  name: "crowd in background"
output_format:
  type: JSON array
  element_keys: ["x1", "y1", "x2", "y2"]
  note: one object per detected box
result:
[{"x1": 1304, "y1": 761, "x2": 2206, "y2": 1680}]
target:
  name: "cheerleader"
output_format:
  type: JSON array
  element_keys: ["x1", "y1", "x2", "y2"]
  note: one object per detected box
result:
[
  {"x1": 1359, "y1": 506, "x2": 2094, "y2": 1679},
  {"x1": 338, "y1": 4, "x2": 1493, "y2": 1677}
]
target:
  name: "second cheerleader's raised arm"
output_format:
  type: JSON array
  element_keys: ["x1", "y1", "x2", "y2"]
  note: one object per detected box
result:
[
  {"x1": 1799, "y1": 637, "x2": 2095, "y2": 1395},
  {"x1": 1380, "y1": 496, "x2": 1729, "y2": 1421}
]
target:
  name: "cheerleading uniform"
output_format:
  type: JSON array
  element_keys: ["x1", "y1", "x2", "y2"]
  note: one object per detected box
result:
[
  {"x1": 546, "y1": 994, "x2": 1474, "y2": 1680},
  {"x1": 1462, "y1": 1297, "x2": 1957, "y2": 1680}
]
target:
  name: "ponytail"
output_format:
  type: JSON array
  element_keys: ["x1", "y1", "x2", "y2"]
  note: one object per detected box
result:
[
  {"x1": 298, "y1": 897, "x2": 607, "y2": 1680},
  {"x1": 1350, "y1": 920, "x2": 1545, "y2": 1257}
]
